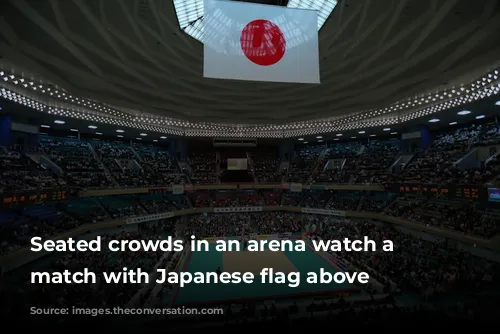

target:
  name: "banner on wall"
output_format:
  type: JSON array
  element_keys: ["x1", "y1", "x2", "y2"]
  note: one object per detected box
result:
[
  {"x1": 301, "y1": 208, "x2": 345, "y2": 216},
  {"x1": 290, "y1": 183, "x2": 302, "y2": 192},
  {"x1": 172, "y1": 185, "x2": 184, "y2": 195},
  {"x1": 213, "y1": 206, "x2": 262, "y2": 213},
  {"x1": 126, "y1": 212, "x2": 174, "y2": 224},
  {"x1": 278, "y1": 232, "x2": 292, "y2": 239}
]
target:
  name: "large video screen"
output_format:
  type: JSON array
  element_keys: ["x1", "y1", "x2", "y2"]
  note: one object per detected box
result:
[
  {"x1": 227, "y1": 158, "x2": 248, "y2": 170},
  {"x1": 488, "y1": 188, "x2": 500, "y2": 202}
]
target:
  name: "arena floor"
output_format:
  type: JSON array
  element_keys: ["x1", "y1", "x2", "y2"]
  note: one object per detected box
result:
[{"x1": 173, "y1": 240, "x2": 358, "y2": 306}]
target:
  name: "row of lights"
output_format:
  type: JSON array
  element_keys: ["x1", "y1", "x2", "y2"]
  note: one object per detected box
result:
[
  {"x1": 298, "y1": 127, "x2": 398, "y2": 142},
  {"x1": 1, "y1": 68, "x2": 500, "y2": 137},
  {"x1": 427, "y1": 107, "x2": 491, "y2": 124},
  {"x1": 39, "y1": 120, "x2": 169, "y2": 141}
]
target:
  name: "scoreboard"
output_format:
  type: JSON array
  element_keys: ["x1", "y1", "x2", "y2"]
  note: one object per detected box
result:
[
  {"x1": 388, "y1": 184, "x2": 487, "y2": 200},
  {"x1": 1, "y1": 189, "x2": 68, "y2": 207}
]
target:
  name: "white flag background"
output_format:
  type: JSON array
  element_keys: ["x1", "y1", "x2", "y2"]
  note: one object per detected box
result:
[{"x1": 203, "y1": 0, "x2": 320, "y2": 84}]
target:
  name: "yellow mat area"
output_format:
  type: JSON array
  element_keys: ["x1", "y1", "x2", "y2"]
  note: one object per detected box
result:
[{"x1": 223, "y1": 250, "x2": 297, "y2": 274}]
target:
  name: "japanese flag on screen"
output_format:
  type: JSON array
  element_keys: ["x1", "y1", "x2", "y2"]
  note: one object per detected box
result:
[{"x1": 203, "y1": 0, "x2": 320, "y2": 84}]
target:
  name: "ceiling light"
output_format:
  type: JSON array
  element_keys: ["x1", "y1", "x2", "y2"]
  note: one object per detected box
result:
[
  {"x1": 383, "y1": 128, "x2": 390, "y2": 131},
  {"x1": 358, "y1": 131, "x2": 365, "y2": 134},
  {"x1": 153, "y1": 140, "x2": 158, "y2": 142},
  {"x1": 336, "y1": 133, "x2": 342, "y2": 137},
  {"x1": 351, "y1": 136, "x2": 356, "y2": 139},
  {"x1": 140, "y1": 133, "x2": 147, "y2": 136},
  {"x1": 160, "y1": 136, "x2": 167, "y2": 139},
  {"x1": 95, "y1": 132, "x2": 102, "y2": 135},
  {"x1": 390, "y1": 132, "x2": 398, "y2": 135},
  {"x1": 88, "y1": 125, "x2": 97, "y2": 129},
  {"x1": 449, "y1": 121, "x2": 458, "y2": 125},
  {"x1": 457, "y1": 110, "x2": 471, "y2": 115},
  {"x1": 303, "y1": 141, "x2": 308, "y2": 144},
  {"x1": 54, "y1": 120, "x2": 65, "y2": 124},
  {"x1": 428, "y1": 118, "x2": 440, "y2": 123},
  {"x1": 116, "y1": 129, "x2": 125, "y2": 133},
  {"x1": 70, "y1": 129, "x2": 78, "y2": 132},
  {"x1": 317, "y1": 139, "x2": 323, "y2": 142},
  {"x1": 136, "y1": 138, "x2": 142, "y2": 140},
  {"x1": 334, "y1": 138, "x2": 339, "y2": 141},
  {"x1": 298, "y1": 138, "x2": 304, "y2": 141},
  {"x1": 475, "y1": 115, "x2": 485, "y2": 119},
  {"x1": 40, "y1": 125, "x2": 50, "y2": 128},
  {"x1": 370, "y1": 134, "x2": 376, "y2": 137},
  {"x1": 495, "y1": 101, "x2": 500, "y2": 106},
  {"x1": 316, "y1": 136, "x2": 322, "y2": 139},
  {"x1": 117, "y1": 135, "x2": 124, "y2": 138}
]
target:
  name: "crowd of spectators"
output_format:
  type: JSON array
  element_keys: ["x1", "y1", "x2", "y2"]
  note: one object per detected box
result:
[
  {"x1": 2, "y1": 121, "x2": 500, "y2": 192},
  {"x1": 2, "y1": 186, "x2": 499, "y2": 255},
  {"x1": 3, "y1": 211, "x2": 498, "y2": 328},
  {"x1": 133, "y1": 144, "x2": 186, "y2": 186},
  {"x1": 40, "y1": 136, "x2": 111, "y2": 188},
  {"x1": 0, "y1": 146, "x2": 65, "y2": 192},
  {"x1": 384, "y1": 195, "x2": 500, "y2": 238},
  {"x1": 2, "y1": 229, "x2": 177, "y2": 317},
  {"x1": 287, "y1": 145, "x2": 324, "y2": 183},
  {"x1": 317, "y1": 218, "x2": 498, "y2": 300},
  {"x1": 189, "y1": 152, "x2": 217, "y2": 184},
  {"x1": 251, "y1": 150, "x2": 282, "y2": 183}
]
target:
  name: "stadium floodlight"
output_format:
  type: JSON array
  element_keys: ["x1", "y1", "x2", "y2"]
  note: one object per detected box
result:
[
  {"x1": 116, "y1": 129, "x2": 125, "y2": 133},
  {"x1": 40, "y1": 124, "x2": 50, "y2": 128},
  {"x1": 428, "y1": 118, "x2": 440, "y2": 123},
  {"x1": 54, "y1": 120, "x2": 65, "y2": 124},
  {"x1": 383, "y1": 128, "x2": 390, "y2": 131},
  {"x1": 449, "y1": 121, "x2": 458, "y2": 125},
  {"x1": 475, "y1": 115, "x2": 485, "y2": 119},
  {"x1": 457, "y1": 110, "x2": 471, "y2": 115},
  {"x1": 88, "y1": 125, "x2": 97, "y2": 129},
  {"x1": 173, "y1": 0, "x2": 338, "y2": 43}
]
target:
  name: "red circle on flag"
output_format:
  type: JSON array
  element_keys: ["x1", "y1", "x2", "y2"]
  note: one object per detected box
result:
[{"x1": 240, "y1": 19, "x2": 286, "y2": 66}]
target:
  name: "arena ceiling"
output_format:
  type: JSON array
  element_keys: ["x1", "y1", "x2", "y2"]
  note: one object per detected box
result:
[{"x1": 1, "y1": 0, "x2": 500, "y2": 138}]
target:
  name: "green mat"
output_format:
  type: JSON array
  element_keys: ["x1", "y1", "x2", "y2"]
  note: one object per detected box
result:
[{"x1": 174, "y1": 242, "x2": 356, "y2": 305}]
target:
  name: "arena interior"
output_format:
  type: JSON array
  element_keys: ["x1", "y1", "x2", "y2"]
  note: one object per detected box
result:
[{"x1": 1, "y1": 0, "x2": 500, "y2": 331}]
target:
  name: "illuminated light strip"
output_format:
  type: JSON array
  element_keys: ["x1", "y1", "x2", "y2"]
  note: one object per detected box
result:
[{"x1": 1, "y1": 70, "x2": 499, "y2": 137}]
